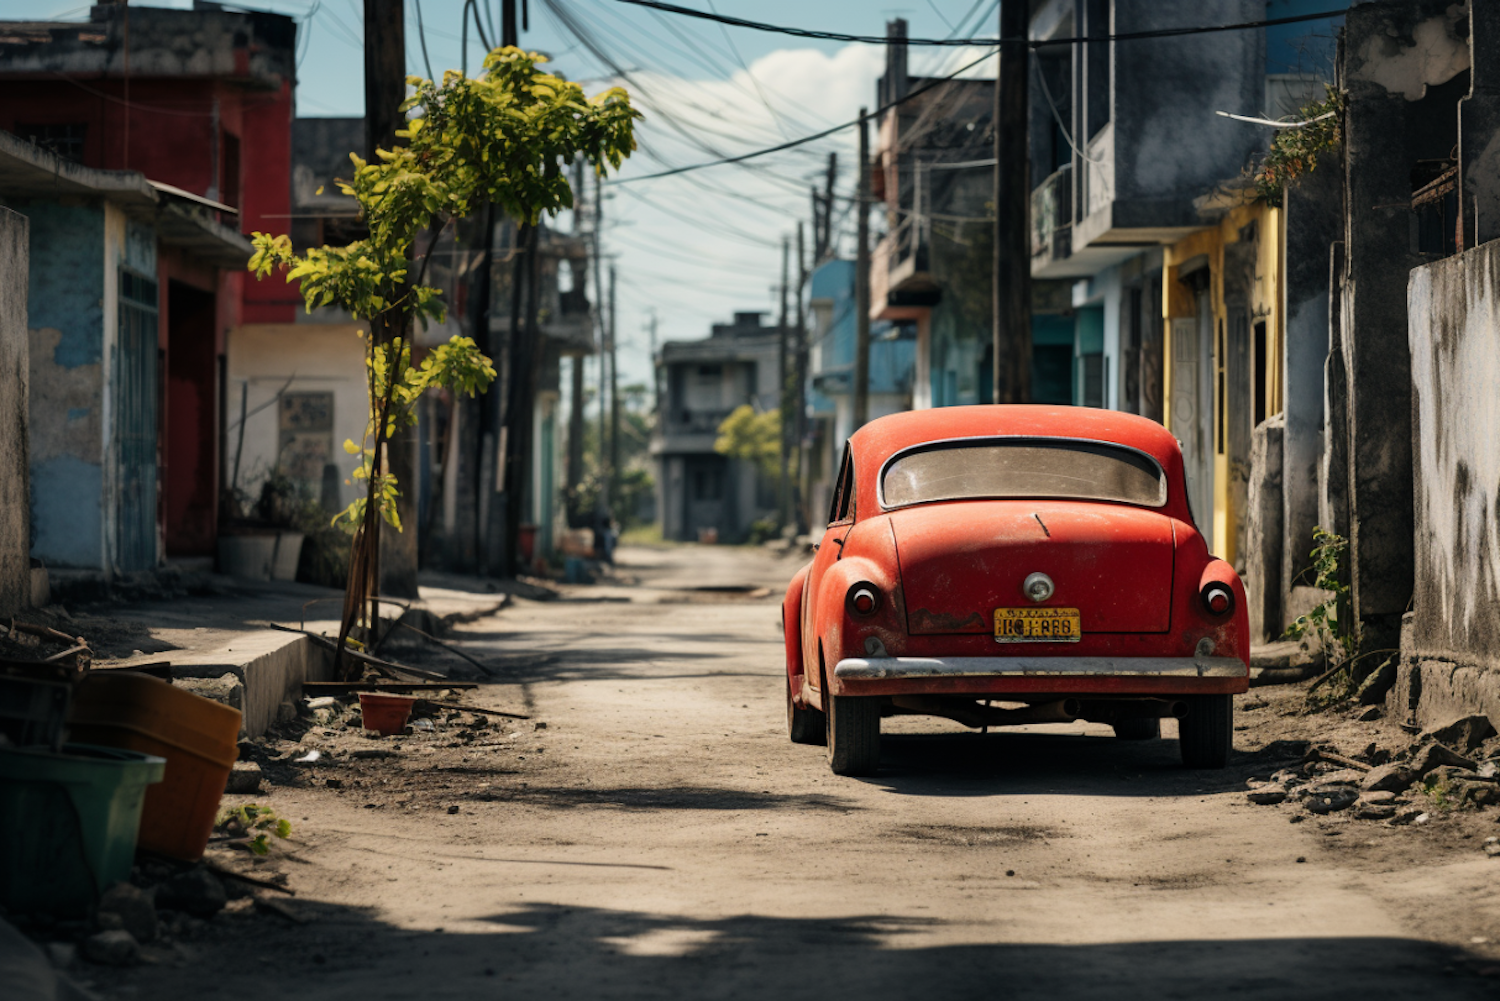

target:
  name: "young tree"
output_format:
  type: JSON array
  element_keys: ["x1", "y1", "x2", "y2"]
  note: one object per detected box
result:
[{"x1": 250, "y1": 47, "x2": 638, "y2": 673}]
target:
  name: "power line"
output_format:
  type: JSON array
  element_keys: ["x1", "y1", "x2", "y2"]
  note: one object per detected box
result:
[
  {"x1": 612, "y1": 1, "x2": 1351, "y2": 49},
  {"x1": 612, "y1": 46, "x2": 998, "y2": 183}
]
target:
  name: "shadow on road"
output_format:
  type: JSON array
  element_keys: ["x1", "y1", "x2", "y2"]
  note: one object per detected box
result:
[
  {"x1": 134, "y1": 900, "x2": 1494, "y2": 1000},
  {"x1": 845, "y1": 730, "x2": 1303, "y2": 799}
]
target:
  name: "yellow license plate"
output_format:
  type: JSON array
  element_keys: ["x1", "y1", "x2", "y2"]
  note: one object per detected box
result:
[{"x1": 993, "y1": 607, "x2": 1082, "y2": 643}]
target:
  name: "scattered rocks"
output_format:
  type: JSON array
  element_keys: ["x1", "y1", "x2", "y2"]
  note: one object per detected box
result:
[
  {"x1": 1304, "y1": 787, "x2": 1359, "y2": 815},
  {"x1": 1353, "y1": 658, "x2": 1397, "y2": 704},
  {"x1": 1357, "y1": 706, "x2": 1383, "y2": 722},
  {"x1": 83, "y1": 929, "x2": 140, "y2": 966},
  {"x1": 1353, "y1": 802, "x2": 1397, "y2": 820},
  {"x1": 155, "y1": 868, "x2": 227, "y2": 918},
  {"x1": 1361, "y1": 763, "x2": 1417, "y2": 794},
  {"x1": 1410, "y1": 741, "x2": 1478, "y2": 776},
  {"x1": 1248, "y1": 786, "x2": 1288, "y2": 805},
  {"x1": 1423, "y1": 715, "x2": 1497, "y2": 753},
  {"x1": 225, "y1": 760, "x2": 263, "y2": 794},
  {"x1": 1358, "y1": 790, "x2": 1397, "y2": 805},
  {"x1": 1389, "y1": 807, "x2": 1425, "y2": 826},
  {"x1": 97, "y1": 882, "x2": 157, "y2": 944},
  {"x1": 1484, "y1": 838, "x2": 1500, "y2": 858}
]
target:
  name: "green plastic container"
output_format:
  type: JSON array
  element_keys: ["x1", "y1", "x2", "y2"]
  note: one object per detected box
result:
[{"x1": 0, "y1": 743, "x2": 165, "y2": 915}]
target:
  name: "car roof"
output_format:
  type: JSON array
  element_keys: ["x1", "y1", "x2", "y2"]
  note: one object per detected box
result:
[{"x1": 848, "y1": 405, "x2": 1191, "y2": 520}]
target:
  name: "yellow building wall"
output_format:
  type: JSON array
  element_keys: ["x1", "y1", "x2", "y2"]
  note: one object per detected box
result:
[{"x1": 1160, "y1": 201, "x2": 1284, "y2": 563}]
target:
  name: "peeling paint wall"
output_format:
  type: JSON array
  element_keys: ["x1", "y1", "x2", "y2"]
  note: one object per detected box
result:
[
  {"x1": 1407, "y1": 239, "x2": 1500, "y2": 669},
  {"x1": 0, "y1": 207, "x2": 29, "y2": 615},
  {"x1": 25, "y1": 199, "x2": 106, "y2": 569}
]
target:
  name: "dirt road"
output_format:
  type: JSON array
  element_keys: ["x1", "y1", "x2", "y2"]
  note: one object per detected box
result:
[{"x1": 116, "y1": 545, "x2": 1496, "y2": 1000}]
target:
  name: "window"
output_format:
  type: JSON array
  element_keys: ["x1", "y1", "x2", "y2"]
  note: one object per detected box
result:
[
  {"x1": 881, "y1": 438, "x2": 1167, "y2": 510},
  {"x1": 828, "y1": 445, "x2": 855, "y2": 524},
  {"x1": 19, "y1": 123, "x2": 86, "y2": 163},
  {"x1": 691, "y1": 466, "x2": 723, "y2": 501}
]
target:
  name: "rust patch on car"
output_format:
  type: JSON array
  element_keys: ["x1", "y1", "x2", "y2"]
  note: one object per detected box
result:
[{"x1": 910, "y1": 607, "x2": 986, "y2": 633}]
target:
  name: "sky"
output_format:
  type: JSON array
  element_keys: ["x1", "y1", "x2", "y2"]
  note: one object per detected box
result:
[{"x1": 8, "y1": 0, "x2": 1001, "y2": 394}]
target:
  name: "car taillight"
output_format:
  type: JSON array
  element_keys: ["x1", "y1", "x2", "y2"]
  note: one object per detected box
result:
[
  {"x1": 1201, "y1": 582, "x2": 1233, "y2": 617},
  {"x1": 848, "y1": 584, "x2": 880, "y2": 616}
]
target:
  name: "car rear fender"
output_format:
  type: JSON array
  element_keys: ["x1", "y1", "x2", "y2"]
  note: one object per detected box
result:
[
  {"x1": 1173, "y1": 521, "x2": 1251, "y2": 664},
  {"x1": 783, "y1": 564, "x2": 810, "y2": 689},
  {"x1": 818, "y1": 544, "x2": 905, "y2": 697}
]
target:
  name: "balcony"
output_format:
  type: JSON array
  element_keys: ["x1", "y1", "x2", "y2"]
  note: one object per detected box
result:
[{"x1": 1030, "y1": 163, "x2": 1072, "y2": 273}]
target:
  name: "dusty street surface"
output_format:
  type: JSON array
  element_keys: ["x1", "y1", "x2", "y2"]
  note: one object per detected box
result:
[{"x1": 107, "y1": 545, "x2": 1496, "y2": 1000}]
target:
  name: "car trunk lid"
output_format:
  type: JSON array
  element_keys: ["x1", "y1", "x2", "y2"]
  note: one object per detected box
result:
[{"x1": 891, "y1": 501, "x2": 1175, "y2": 635}]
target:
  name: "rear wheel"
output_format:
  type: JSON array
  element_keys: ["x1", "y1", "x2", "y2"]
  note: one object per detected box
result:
[
  {"x1": 1179, "y1": 694, "x2": 1233, "y2": 769},
  {"x1": 787, "y1": 676, "x2": 826, "y2": 746},
  {"x1": 1113, "y1": 717, "x2": 1161, "y2": 741},
  {"x1": 826, "y1": 693, "x2": 881, "y2": 776}
]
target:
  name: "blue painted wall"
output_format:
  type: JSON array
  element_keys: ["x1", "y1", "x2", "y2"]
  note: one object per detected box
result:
[
  {"x1": 27, "y1": 201, "x2": 104, "y2": 369},
  {"x1": 808, "y1": 258, "x2": 913, "y2": 403},
  {"x1": 24, "y1": 199, "x2": 105, "y2": 567}
]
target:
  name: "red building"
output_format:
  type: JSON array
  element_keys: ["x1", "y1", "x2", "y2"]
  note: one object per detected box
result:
[{"x1": 0, "y1": 1, "x2": 299, "y2": 561}]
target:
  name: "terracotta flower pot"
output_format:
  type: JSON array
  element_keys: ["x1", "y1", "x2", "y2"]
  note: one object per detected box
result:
[{"x1": 357, "y1": 693, "x2": 417, "y2": 736}]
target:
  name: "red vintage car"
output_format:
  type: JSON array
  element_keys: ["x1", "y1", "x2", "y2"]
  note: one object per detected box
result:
[{"x1": 782, "y1": 405, "x2": 1249, "y2": 776}]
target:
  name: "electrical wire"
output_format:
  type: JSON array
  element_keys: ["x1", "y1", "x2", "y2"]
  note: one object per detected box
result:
[
  {"x1": 414, "y1": 0, "x2": 435, "y2": 81},
  {"x1": 1033, "y1": 57, "x2": 1103, "y2": 164},
  {"x1": 612, "y1": 46, "x2": 999, "y2": 184},
  {"x1": 612, "y1": 1, "x2": 1352, "y2": 49}
]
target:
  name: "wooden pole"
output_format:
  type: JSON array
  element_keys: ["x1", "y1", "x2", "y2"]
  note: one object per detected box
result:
[
  {"x1": 777, "y1": 235, "x2": 791, "y2": 526},
  {"x1": 853, "y1": 110, "x2": 872, "y2": 429},
  {"x1": 992, "y1": 0, "x2": 1032, "y2": 404}
]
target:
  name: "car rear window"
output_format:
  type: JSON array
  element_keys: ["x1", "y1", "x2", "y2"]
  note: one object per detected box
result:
[{"x1": 880, "y1": 438, "x2": 1167, "y2": 509}]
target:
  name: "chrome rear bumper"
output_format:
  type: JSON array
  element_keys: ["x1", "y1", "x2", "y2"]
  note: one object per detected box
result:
[{"x1": 833, "y1": 655, "x2": 1247, "y2": 681}]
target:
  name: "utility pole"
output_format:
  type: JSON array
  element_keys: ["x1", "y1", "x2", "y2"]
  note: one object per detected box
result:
[
  {"x1": 592, "y1": 170, "x2": 608, "y2": 523},
  {"x1": 993, "y1": 0, "x2": 1031, "y2": 404},
  {"x1": 364, "y1": 0, "x2": 417, "y2": 600},
  {"x1": 853, "y1": 109, "x2": 872, "y2": 430},
  {"x1": 793, "y1": 220, "x2": 809, "y2": 534},
  {"x1": 823, "y1": 152, "x2": 838, "y2": 260},
  {"x1": 777, "y1": 235, "x2": 791, "y2": 527},
  {"x1": 501, "y1": 0, "x2": 517, "y2": 46},
  {"x1": 646, "y1": 308, "x2": 660, "y2": 413},
  {"x1": 608, "y1": 264, "x2": 620, "y2": 516},
  {"x1": 566, "y1": 160, "x2": 585, "y2": 501}
]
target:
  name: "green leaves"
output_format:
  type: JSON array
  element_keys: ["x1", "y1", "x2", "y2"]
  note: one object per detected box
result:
[
  {"x1": 714, "y1": 405, "x2": 781, "y2": 480},
  {"x1": 216, "y1": 803, "x2": 293, "y2": 856},
  {"x1": 246, "y1": 45, "x2": 637, "y2": 541}
]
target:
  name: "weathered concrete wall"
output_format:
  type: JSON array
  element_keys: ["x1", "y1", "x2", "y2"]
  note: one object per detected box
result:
[
  {"x1": 1407, "y1": 240, "x2": 1500, "y2": 672},
  {"x1": 1460, "y1": 2, "x2": 1500, "y2": 248},
  {"x1": 1339, "y1": 0, "x2": 1471, "y2": 646},
  {"x1": 25, "y1": 200, "x2": 106, "y2": 569},
  {"x1": 1245, "y1": 416, "x2": 1284, "y2": 645},
  {"x1": 0, "y1": 207, "x2": 29, "y2": 616},
  {"x1": 1282, "y1": 164, "x2": 1341, "y2": 614},
  {"x1": 1111, "y1": 2, "x2": 1265, "y2": 226}
]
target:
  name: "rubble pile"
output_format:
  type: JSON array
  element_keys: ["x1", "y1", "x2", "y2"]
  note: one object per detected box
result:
[
  {"x1": 230, "y1": 688, "x2": 540, "y2": 812},
  {"x1": 1245, "y1": 713, "x2": 1500, "y2": 839},
  {"x1": 9, "y1": 854, "x2": 297, "y2": 976}
]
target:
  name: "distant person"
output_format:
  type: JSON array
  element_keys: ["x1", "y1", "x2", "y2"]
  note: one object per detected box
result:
[{"x1": 594, "y1": 506, "x2": 617, "y2": 565}]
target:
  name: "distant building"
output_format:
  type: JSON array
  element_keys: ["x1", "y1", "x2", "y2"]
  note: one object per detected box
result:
[
  {"x1": 652, "y1": 312, "x2": 779, "y2": 543},
  {"x1": 804, "y1": 258, "x2": 914, "y2": 528}
]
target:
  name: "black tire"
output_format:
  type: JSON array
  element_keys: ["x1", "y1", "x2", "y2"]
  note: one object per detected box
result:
[
  {"x1": 787, "y1": 676, "x2": 826, "y2": 746},
  {"x1": 826, "y1": 693, "x2": 881, "y2": 776},
  {"x1": 1179, "y1": 694, "x2": 1233, "y2": 769},
  {"x1": 1113, "y1": 716, "x2": 1161, "y2": 741}
]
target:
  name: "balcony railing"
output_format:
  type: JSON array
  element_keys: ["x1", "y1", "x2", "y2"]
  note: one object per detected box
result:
[
  {"x1": 1031, "y1": 163, "x2": 1072, "y2": 259},
  {"x1": 664, "y1": 408, "x2": 733, "y2": 435}
]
